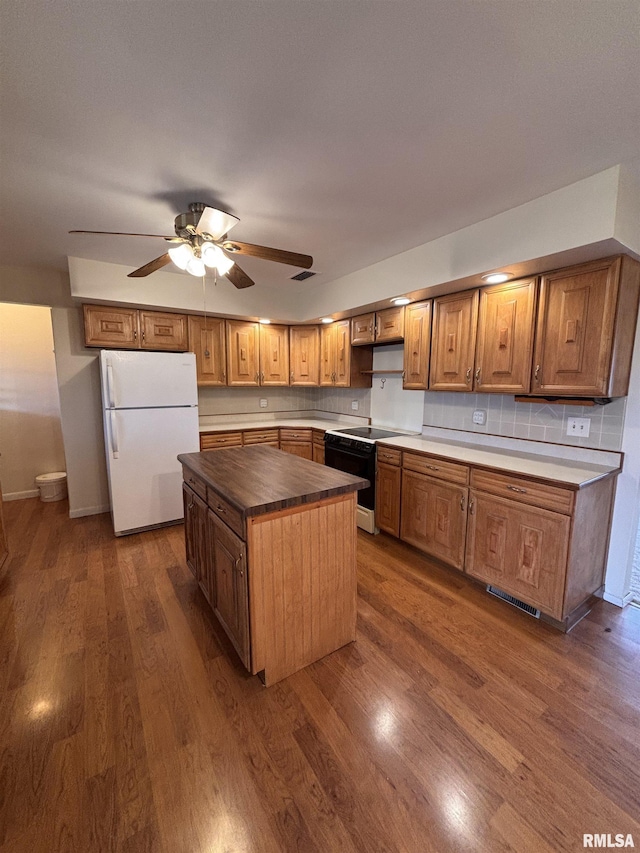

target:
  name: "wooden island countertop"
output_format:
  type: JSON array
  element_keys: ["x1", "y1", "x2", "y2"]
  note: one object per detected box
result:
[
  {"x1": 179, "y1": 446, "x2": 368, "y2": 685},
  {"x1": 178, "y1": 444, "x2": 368, "y2": 519}
]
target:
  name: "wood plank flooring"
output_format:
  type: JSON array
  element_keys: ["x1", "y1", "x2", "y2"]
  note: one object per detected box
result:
[{"x1": 1, "y1": 497, "x2": 639, "y2": 852}]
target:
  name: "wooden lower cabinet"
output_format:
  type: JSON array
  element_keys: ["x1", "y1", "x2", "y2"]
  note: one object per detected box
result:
[
  {"x1": 200, "y1": 431, "x2": 243, "y2": 450},
  {"x1": 375, "y1": 462, "x2": 401, "y2": 537},
  {"x1": 182, "y1": 484, "x2": 208, "y2": 593},
  {"x1": 465, "y1": 491, "x2": 569, "y2": 619},
  {"x1": 312, "y1": 429, "x2": 325, "y2": 465},
  {"x1": 400, "y1": 469, "x2": 468, "y2": 570},
  {"x1": 279, "y1": 427, "x2": 313, "y2": 460},
  {"x1": 210, "y1": 509, "x2": 250, "y2": 668},
  {"x1": 0, "y1": 484, "x2": 7, "y2": 570}
]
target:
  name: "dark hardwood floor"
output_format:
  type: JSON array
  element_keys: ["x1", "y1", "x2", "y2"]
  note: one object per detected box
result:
[{"x1": 1, "y1": 497, "x2": 639, "y2": 852}]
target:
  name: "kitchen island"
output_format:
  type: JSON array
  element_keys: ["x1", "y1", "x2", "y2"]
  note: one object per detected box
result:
[{"x1": 179, "y1": 445, "x2": 368, "y2": 685}]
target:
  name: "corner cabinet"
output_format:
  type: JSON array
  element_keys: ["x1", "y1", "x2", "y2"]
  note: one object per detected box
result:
[
  {"x1": 320, "y1": 320, "x2": 372, "y2": 387},
  {"x1": 532, "y1": 256, "x2": 640, "y2": 397}
]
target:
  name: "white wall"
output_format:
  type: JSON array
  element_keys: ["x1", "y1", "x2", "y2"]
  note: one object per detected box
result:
[
  {"x1": 0, "y1": 303, "x2": 66, "y2": 499},
  {"x1": 0, "y1": 265, "x2": 109, "y2": 516}
]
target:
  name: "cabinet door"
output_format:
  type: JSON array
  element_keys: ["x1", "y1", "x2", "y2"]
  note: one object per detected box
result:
[
  {"x1": 465, "y1": 491, "x2": 569, "y2": 620},
  {"x1": 320, "y1": 324, "x2": 336, "y2": 385},
  {"x1": 429, "y1": 291, "x2": 479, "y2": 391},
  {"x1": 182, "y1": 484, "x2": 207, "y2": 584},
  {"x1": 259, "y1": 324, "x2": 290, "y2": 385},
  {"x1": 376, "y1": 463, "x2": 401, "y2": 537},
  {"x1": 333, "y1": 320, "x2": 352, "y2": 387},
  {"x1": 475, "y1": 278, "x2": 537, "y2": 394},
  {"x1": 376, "y1": 306, "x2": 404, "y2": 342},
  {"x1": 188, "y1": 315, "x2": 226, "y2": 385},
  {"x1": 0, "y1": 485, "x2": 8, "y2": 571},
  {"x1": 210, "y1": 511, "x2": 250, "y2": 669},
  {"x1": 403, "y1": 300, "x2": 432, "y2": 390},
  {"x1": 226, "y1": 320, "x2": 260, "y2": 386},
  {"x1": 532, "y1": 257, "x2": 622, "y2": 396},
  {"x1": 400, "y1": 470, "x2": 468, "y2": 570},
  {"x1": 83, "y1": 305, "x2": 139, "y2": 348},
  {"x1": 280, "y1": 441, "x2": 313, "y2": 460},
  {"x1": 290, "y1": 326, "x2": 320, "y2": 385},
  {"x1": 140, "y1": 311, "x2": 188, "y2": 351},
  {"x1": 312, "y1": 442, "x2": 325, "y2": 465},
  {"x1": 351, "y1": 313, "x2": 375, "y2": 345}
]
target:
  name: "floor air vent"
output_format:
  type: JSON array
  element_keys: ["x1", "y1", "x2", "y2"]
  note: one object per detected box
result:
[
  {"x1": 290, "y1": 270, "x2": 316, "y2": 281},
  {"x1": 486, "y1": 585, "x2": 540, "y2": 618}
]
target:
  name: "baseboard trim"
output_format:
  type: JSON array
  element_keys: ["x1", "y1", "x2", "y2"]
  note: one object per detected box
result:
[
  {"x1": 69, "y1": 504, "x2": 110, "y2": 519},
  {"x1": 603, "y1": 590, "x2": 635, "y2": 608},
  {"x1": 2, "y1": 489, "x2": 40, "y2": 501}
]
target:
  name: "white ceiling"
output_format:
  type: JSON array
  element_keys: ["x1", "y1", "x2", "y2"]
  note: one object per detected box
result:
[{"x1": 2, "y1": 1, "x2": 640, "y2": 292}]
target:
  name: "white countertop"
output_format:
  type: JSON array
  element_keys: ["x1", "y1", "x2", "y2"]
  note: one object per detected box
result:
[
  {"x1": 198, "y1": 416, "x2": 361, "y2": 434},
  {"x1": 377, "y1": 434, "x2": 621, "y2": 487}
]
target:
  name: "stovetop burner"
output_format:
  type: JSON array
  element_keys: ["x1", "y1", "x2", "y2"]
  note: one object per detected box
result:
[{"x1": 334, "y1": 427, "x2": 407, "y2": 440}]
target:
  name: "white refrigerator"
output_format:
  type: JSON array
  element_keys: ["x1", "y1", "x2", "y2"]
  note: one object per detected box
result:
[{"x1": 99, "y1": 350, "x2": 200, "y2": 536}]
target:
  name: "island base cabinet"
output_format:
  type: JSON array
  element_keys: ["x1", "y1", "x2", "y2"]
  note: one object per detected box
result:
[
  {"x1": 465, "y1": 491, "x2": 570, "y2": 621},
  {"x1": 400, "y1": 470, "x2": 467, "y2": 570},
  {"x1": 210, "y1": 510, "x2": 250, "y2": 670},
  {"x1": 247, "y1": 493, "x2": 357, "y2": 686}
]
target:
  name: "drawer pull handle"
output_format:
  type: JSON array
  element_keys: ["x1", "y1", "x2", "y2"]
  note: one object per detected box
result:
[
  {"x1": 234, "y1": 556, "x2": 244, "y2": 577},
  {"x1": 189, "y1": 477, "x2": 195, "y2": 484},
  {"x1": 216, "y1": 504, "x2": 227, "y2": 513},
  {"x1": 381, "y1": 453, "x2": 394, "y2": 459},
  {"x1": 507, "y1": 485, "x2": 527, "y2": 494},
  {"x1": 425, "y1": 464, "x2": 440, "y2": 471}
]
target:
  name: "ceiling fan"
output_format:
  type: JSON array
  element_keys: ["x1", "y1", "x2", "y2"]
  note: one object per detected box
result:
[{"x1": 69, "y1": 202, "x2": 313, "y2": 289}]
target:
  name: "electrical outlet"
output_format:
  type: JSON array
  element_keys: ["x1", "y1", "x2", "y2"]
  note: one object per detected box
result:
[
  {"x1": 566, "y1": 416, "x2": 590, "y2": 437},
  {"x1": 351, "y1": 400, "x2": 359, "y2": 411},
  {"x1": 260, "y1": 398, "x2": 268, "y2": 408},
  {"x1": 472, "y1": 409, "x2": 486, "y2": 425}
]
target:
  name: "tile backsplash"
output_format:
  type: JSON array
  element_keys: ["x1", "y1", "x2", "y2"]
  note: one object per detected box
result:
[
  {"x1": 422, "y1": 391, "x2": 626, "y2": 451},
  {"x1": 199, "y1": 385, "x2": 624, "y2": 451}
]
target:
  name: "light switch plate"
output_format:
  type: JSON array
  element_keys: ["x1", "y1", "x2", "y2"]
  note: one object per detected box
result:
[{"x1": 260, "y1": 399, "x2": 268, "y2": 408}]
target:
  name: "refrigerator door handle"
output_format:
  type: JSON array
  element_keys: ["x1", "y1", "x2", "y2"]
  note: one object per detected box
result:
[
  {"x1": 109, "y1": 410, "x2": 120, "y2": 459},
  {"x1": 106, "y1": 360, "x2": 116, "y2": 408}
]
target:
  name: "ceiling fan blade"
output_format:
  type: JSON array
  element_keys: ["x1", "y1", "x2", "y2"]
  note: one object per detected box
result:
[
  {"x1": 69, "y1": 230, "x2": 175, "y2": 239},
  {"x1": 127, "y1": 254, "x2": 172, "y2": 278},
  {"x1": 225, "y1": 262, "x2": 255, "y2": 289},
  {"x1": 221, "y1": 240, "x2": 313, "y2": 269},
  {"x1": 195, "y1": 207, "x2": 240, "y2": 241}
]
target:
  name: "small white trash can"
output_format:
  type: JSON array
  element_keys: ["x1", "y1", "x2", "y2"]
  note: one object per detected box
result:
[{"x1": 35, "y1": 472, "x2": 67, "y2": 502}]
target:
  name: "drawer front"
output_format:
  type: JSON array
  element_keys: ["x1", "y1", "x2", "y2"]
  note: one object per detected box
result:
[
  {"x1": 207, "y1": 487, "x2": 245, "y2": 538},
  {"x1": 182, "y1": 467, "x2": 207, "y2": 501},
  {"x1": 243, "y1": 429, "x2": 279, "y2": 445},
  {"x1": 403, "y1": 451, "x2": 469, "y2": 485},
  {"x1": 200, "y1": 431, "x2": 243, "y2": 450},
  {"x1": 471, "y1": 469, "x2": 574, "y2": 515},
  {"x1": 377, "y1": 445, "x2": 401, "y2": 467},
  {"x1": 312, "y1": 429, "x2": 325, "y2": 444},
  {"x1": 279, "y1": 428, "x2": 312, "y2": 442}
]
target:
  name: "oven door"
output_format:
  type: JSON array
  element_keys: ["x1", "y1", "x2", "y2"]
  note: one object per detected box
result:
[{"x1": 324, "y1": 443, "x2": 375, "y2": 510}]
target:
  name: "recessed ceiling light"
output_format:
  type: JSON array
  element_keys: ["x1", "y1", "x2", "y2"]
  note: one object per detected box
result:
[
  {"x1": 320, "y1": 317, "x2": 334, "y2": 324},
  {"x1": 391, "y1": 297, "x2": 411, "y2": 306},
  {"x1": 481, "y1": 272, "x2": 513, "y2": 284},
  {"x1": 259, "y1": 318, "x2": 271, "y2": 324}
]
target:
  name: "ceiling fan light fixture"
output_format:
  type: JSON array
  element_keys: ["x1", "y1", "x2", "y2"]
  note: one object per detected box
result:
[
  {"x1": 186, "y1": 254, "x2": 206, "y2": 277},
  {"x1": 168, "y1": 243, "x2": 192, "y2": 270},
  {"x1": 201, "y1": 242, "x2": 234, "y2": 275}
]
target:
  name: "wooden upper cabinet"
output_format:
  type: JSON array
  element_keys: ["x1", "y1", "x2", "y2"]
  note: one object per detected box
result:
[
  {"x1": 532, "y1": 256, "x2": 640, "y2": 397},
  {"x1": 351, "y1": 307, "x2": 404, "y2": 345},
  {"x1": 188, "y1": 315, "x2": 226, "y2": 385},
  {"x1": 289, "y1": 326, "x2": 320, "y2": 385},
  {"x1": 259, "y1": 324, "x2": 289, "y2": 386},
  {"x1": 140, "y1": 311, "x2": 187, "y2": 351},
  {"x1": 475, "y1": 278, "x2": 537, "y2": 394},
  {"x1": 429, "y1": 290, "x2": 479, "y2": 391},
  {"x1": 403, "y1": 300, "x2": 431, "y2": 390},
  {"x1": 320, "y1": 321, "x2": 372, "y2": 387},
  {"x1": 83, "y1": 305, "x2": 139, "y2": 348},
  {"x1": 226, "y1": 320, "x2": 260, "y2": 386}
]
